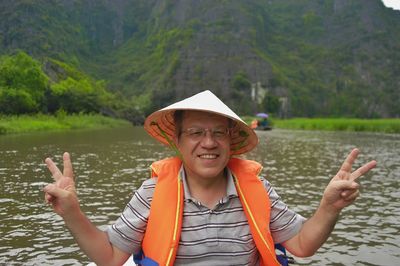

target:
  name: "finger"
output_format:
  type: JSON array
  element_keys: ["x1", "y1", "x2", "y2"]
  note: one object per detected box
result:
[
  {"x1": 62, "y1": 152, "x2": 74, "y2": 180},
  {"x1": 339, "y1": 148, "x2": 359, "y2": 173},
  {"x1": 45, "y1": 192, "x2": 54, "y2": 203},
  {"x1": 350, "y1": 160, "x2": 377, "y2": 181},
  {"x1": 336, "y1": 170, "x2": 349, "y2": 180},
  {"x1": 335, "y1": 180, "x2": 359, "y2": 192},
  {"x1": 340, "y1": 185, "x2": 359, "y2": 197},
  {"x1": 45, "y1": 157, "x2": 63, "y2": 181},
  {"x1": 342, "y1": 189, "x2": 360, "y2": 202},
  {"x1": 43, "y1": 184, "x2": 69, "y2": 199}
]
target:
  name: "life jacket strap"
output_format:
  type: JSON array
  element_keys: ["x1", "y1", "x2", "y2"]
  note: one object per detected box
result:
[
  {"x1": 133, "y1": 249, "x2": 159, "y2": 266},
  {"x1": 134, "y1": 246, "x2": 295, "y2": 266},
  {"x1": 275, "y1": 243, "x2": 296, "y2": 266}
]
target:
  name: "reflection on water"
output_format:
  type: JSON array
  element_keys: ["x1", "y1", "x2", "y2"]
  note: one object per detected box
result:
[{"x1": 1, "y1": 127, "x2": 399, "y2": 265}]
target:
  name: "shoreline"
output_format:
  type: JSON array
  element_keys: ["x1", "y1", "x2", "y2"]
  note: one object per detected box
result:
[
  {"x1": 243, "y1": 117, "x2": 400, "y2": 134},
  {"x1": 0, "y1": 114, "x2": 131, "y2": 135},
  {"x1": 1, "y1": 115, "x2": 400, "y2": 135}
]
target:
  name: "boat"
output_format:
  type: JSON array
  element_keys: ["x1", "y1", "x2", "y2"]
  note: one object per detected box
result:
[{"x1": 251, "y1": 113, "x2": 272, "y2": 131}]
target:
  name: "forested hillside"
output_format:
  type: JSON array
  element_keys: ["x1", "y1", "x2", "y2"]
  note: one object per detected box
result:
[{"x1": 1, "y1": 0, "x2": 399, "y2": 119}]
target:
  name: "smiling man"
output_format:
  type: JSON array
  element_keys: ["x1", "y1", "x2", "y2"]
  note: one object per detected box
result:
[
  {"x1": 44, "y1": 90, "x2": 376, "y2": 266},
  {"x1": 172, "y1": 110, "x2": 232, "y2": 209}
]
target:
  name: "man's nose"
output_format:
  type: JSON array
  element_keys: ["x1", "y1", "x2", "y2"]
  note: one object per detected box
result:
[{"x1": 200, "y1": 131, "x2": 218, "y2": 146}]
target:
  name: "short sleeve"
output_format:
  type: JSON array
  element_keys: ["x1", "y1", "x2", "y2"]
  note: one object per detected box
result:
[
  {"x1": 105, "y1": 178, "x2": 156, "y2": 254},
  {"x1": 261, "y1": 177, "x2": 306, "y2": 244}
]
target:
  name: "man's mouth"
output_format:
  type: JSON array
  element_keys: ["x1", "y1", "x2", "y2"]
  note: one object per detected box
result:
[{"x1": 198, "y1": 154, "x2": 218, "y2": 159}]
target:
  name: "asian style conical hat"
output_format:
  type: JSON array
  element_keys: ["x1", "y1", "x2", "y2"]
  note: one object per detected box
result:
[{"x1": 144, "y1": 90, "x2": 258, "y2": 155}]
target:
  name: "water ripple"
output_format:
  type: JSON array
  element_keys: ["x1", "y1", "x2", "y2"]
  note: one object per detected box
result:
[{"x1": 1, "y1": 127, "x2": 399, "y2": 265}]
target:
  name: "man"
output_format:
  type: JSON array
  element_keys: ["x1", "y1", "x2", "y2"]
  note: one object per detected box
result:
[{"x1": 44, "y1": 90, "x2": 376, "y2": 265}]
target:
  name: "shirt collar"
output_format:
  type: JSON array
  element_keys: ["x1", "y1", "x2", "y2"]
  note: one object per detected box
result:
[
  {"x1": 225, "y1": 168, "x2": 238, "y2": 198},
  {"x1": 180, "y1": 165, "x2": 238, "y2": 203}
]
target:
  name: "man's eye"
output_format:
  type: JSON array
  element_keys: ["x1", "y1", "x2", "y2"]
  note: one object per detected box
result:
[
  {"x1": 213, "y1": 130, "x2": 226, "y2": 137},
  {"x1": 189, "y1": 129, "x2": 203, "y2": 136}
]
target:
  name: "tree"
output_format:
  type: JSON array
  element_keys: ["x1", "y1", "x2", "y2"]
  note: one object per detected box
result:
[
  {"x1": 0, "y1": 51, "x2": 48, "y2": 114},
  {"x1": 231, "y1": 72, "x2": 253, "y2": 115},
  {"x1": 261, "y1": 94, "x2": 280, "y2": 114},
  {"x1": 0, "y1": 88, "x2": 37, "y2": 114}
]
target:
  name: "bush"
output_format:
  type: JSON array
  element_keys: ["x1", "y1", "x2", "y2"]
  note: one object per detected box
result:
[
  {"x1": 0, "y1": 52, "x2": 48, "y2": 114},
  {"x1": 0, "y1": 87, "x2": 38, "y2": 114}
]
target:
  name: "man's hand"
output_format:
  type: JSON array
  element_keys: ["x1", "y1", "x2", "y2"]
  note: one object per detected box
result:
[
  {"x1": 42, "y1": 152, "x2": 130, "y2": 265},
  {"x1": 43, "y1": 152, "x2": 80, "y2": 217},
  {"x1": 321, "y1": 148, "x2": 377, "y2": 214},
  {"x1": 284, "y1": 148, "x2": 377, "y2": 257}
]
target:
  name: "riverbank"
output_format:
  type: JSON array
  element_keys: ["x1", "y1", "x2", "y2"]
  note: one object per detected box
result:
[
  {"x1": 0, "y1": 113, "x2": 131, "y2": 135},
  {"x1": 243, "y1": 117, "x2": 400, "y2": 134},
  {"x1": 2, "y1": 115, "x2": 399, "y2": 135},
  {"x1": 274, "y1": 118, "x2": 400, "y2": 133}
]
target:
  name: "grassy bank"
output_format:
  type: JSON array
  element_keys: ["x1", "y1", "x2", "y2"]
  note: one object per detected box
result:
[
  {"x1": 2, "y1": 115, "x2": 399, "y2": 135},
  {"x1": 274, "y1": 118, "x2": 400, "y2": 133},
  {"x1": 0, "y1": 113, "x2": 131, "y2": 135},
  {"x1": 243, "y1": 117, "x2": 400, "y2": 134}
]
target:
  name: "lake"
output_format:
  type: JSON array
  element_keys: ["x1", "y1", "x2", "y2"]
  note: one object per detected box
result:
[{"x1": 1, "y1": 126, "x2": 399, "y2": 265}]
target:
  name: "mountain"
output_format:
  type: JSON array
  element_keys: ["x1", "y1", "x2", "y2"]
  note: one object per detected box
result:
[{"x1": 1, "y1": 0, "x2": 399, "y2": 118}]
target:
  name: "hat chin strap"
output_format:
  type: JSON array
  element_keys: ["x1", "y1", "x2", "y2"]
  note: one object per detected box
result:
[
  {"x1": 151, "y1": 121, "x2": 183, "y2": 161},
  {"x1": 231, "y1": 129, "x2": 249, "y2": 154}
]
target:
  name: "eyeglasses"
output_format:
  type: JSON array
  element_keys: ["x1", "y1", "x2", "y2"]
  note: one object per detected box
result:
[{"x1": 181, "y1": 127, "x2": 230, "y2": 141}]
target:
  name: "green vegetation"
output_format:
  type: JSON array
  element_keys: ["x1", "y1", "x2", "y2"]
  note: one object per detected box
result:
[
  {"x1": 1, "y1": 1, "x2": 399, "y2": 120},
  {"x1": 0, "y1": 113, "x2": 130, "y2": 135},
  {"x1": 252, "y1": 1, "x2": 400, "y2": 118},
  {"x1": 273, "y1": 118, "x2": 400, "y2": 133},
  {"x1": 0, "y1": 52, "x2": 144, "y2": 123},
  {"x1": 0, "y1": 52, "x2": 109, "y2": 115},
  {"x1": 0, "y1": 52, "x2": 48, "y2": 114},
  {"x1": 230, "y1": 72, "x2": 253, "y2": 115}
]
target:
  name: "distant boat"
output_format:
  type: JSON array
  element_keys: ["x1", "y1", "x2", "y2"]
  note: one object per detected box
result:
[
  {"x1": 250, "y1": 118, "x2": 272, "y2": 131},
  {"x1": 252, "y1": 113, "x2": 272, "y2": 131}
]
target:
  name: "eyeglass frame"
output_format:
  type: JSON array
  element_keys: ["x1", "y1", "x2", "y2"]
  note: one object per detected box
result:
[
  {"x1": 180, "y1": 127, "x2": 231, "y2": 141},
  {"x1": 174, "y1": 110, "x2": 235, "y2": 140}
]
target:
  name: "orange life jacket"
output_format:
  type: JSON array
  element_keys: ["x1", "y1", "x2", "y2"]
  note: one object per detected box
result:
[{"x1": 136, "y1": 157, "x2": 280, "y2": 266}]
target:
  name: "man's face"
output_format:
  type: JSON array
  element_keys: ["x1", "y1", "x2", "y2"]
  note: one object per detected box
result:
[{"x1": 175, "y1": 111, "x2": 231, "y2": 180}]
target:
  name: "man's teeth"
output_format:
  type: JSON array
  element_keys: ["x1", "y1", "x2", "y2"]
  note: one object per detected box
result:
[{"x1": 199, "y1": 154, "x2": 217, "y2": 159}]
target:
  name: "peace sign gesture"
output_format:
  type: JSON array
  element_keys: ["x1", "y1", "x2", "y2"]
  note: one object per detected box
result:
[
  {"x1": 284, "y1": 149, "x2": 377, "y2": 256},
  {"x1": 321, "y1": 148, "x2": 377, "y2": 212},
  {"x1": 43, "y1": 152, "x2": 80, "y2": 218}
]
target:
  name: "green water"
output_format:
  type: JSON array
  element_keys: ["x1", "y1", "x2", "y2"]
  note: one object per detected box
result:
[{"x1": 1, "y1": 126, "x2": 399, "y2": 265}]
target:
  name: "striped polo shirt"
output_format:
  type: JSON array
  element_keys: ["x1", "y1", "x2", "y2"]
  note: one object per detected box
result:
[{"x1": 106, "y1": 166, "x2": 306, "y2": 265}]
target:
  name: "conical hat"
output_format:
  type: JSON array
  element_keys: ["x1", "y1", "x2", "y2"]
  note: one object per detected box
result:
[{"x1": 144, "y1": 90, "x2": 258, "y2": 155}]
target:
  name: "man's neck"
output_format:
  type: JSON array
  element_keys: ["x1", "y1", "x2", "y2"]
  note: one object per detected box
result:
[{"x1": 184, "y1": 170, "x2": 227, "y2": 209}]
